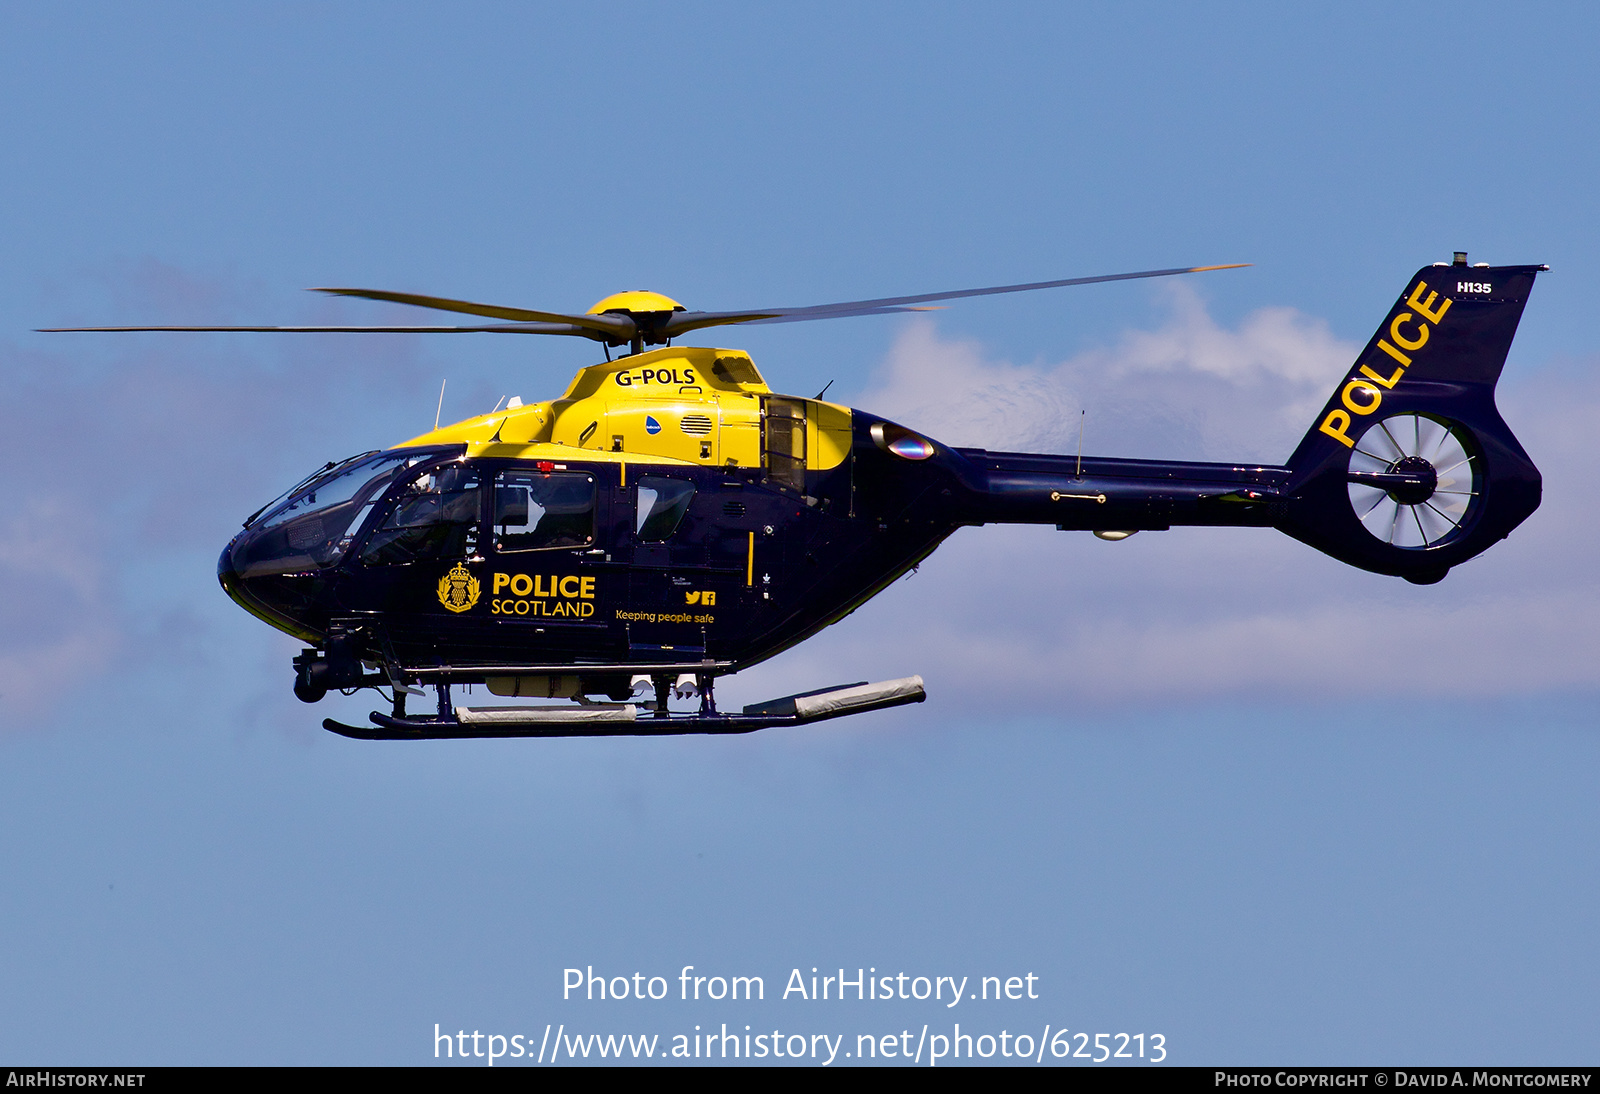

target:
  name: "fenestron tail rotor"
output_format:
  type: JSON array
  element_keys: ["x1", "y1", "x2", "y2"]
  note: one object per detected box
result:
[
  {"x1": 1345, "y1": 413, "x2": 1481, "y2": 550},
  {"x1": 40, "y1": 263, "x2": 1249, "y2": 354}
]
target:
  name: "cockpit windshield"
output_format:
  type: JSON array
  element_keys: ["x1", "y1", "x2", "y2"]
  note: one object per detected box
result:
[{"x1": 231, "y1": 447, "x2": 456, "y2": 578}]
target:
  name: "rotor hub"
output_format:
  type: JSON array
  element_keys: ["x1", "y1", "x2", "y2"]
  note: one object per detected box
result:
[
  {"x1": 587, "y1": 291, "x2": 685, "y2": 316},
  {"x1": 1385, "y1": 455, "x2": 1438, "y2": 505}
]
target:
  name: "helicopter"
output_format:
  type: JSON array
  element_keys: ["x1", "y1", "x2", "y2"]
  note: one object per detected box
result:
[{"x1": 44, "y1": 253, "x2": 1545, "y2": 739}]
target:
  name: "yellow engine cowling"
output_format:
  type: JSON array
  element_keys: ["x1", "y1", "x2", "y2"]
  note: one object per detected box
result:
[{"x1": 398, "y1": 345, "x2": 850, "y2": 474}]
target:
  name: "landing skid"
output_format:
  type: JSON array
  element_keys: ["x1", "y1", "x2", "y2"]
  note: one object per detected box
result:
[{"x1": 322, "y1": 676, "x2": 926, "y2": 739}]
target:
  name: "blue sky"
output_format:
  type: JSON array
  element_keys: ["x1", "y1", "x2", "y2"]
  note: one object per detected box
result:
[{"x1": 2, "y1": 1, "x2": 1598, "y2": 1065}]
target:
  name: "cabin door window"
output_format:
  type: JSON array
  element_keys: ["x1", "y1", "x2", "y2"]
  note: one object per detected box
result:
[{"x1": 493, "y1": 470, "x2": 597, "y2": 553}]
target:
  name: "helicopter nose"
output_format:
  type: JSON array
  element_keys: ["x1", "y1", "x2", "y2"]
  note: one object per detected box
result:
[
  {"x1": 217, "y1": 540, "x2": 256, "y2": 616},
  {"x1": 217, "y1": 539, "x2": 321, "y2": 643}
]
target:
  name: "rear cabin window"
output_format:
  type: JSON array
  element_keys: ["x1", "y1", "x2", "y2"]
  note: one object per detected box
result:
[{"x1": 495, "y1": 471, "x2": 596, "y2": 552}]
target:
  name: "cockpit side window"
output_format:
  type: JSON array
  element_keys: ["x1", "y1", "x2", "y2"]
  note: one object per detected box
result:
[
  {"x1": 635, "y1": 476, "x2": 695, "y2": 542},
  {"x1": 494, "y1": 471, "x2": 596, "y2": 553},
  {"x1": 360, "y1": 464, "x2": 482, "y2": 566}
]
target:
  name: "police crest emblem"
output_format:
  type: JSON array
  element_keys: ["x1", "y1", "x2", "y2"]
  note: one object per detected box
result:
[{"x1": 436, "y1": 562, "x2": 481, "y2": 613}]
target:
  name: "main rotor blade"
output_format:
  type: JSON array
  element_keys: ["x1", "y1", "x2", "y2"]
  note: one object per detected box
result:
[
  {"x1": 664, "y1": 305, "x2": 940, "y2": 336},
  {"x1": 660, "y1": 263, "x2": 1249, "y2": 337},
  {"x1": 39, "y1": 322, "x2": 611, "y2": 339},
  {"x1": 309, "y1": 287, "x2": 633, "y2": 338},
  {"x1": 44, "y1": 263, "x2": 1249, "y2": 346}
]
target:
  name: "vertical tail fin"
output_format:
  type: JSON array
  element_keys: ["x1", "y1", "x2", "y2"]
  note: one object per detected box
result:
[{"x1": 1279, "y1": 257, "x2": 1545, "y2": 583}]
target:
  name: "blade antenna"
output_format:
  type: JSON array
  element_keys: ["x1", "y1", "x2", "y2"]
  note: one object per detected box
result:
[
  {"x1": 1075, "y1": 410, "x2": 1086, "y2": 479},
  {"x1": 435, "y1": 379, "x2": 447, "y2": 431}
]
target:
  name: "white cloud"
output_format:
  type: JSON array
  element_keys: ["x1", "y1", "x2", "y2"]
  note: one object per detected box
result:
[
  {"x1": 851, "y1": 282, "x2": 1358, "y2": 462},
  {"x1": 0, "y1": 499, "x2": 117, "y2": 717}
]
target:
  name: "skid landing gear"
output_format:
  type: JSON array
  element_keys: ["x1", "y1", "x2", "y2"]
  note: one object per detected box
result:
[{"x1": 322, "y1": 675, "x2": 925, "y2": 740}]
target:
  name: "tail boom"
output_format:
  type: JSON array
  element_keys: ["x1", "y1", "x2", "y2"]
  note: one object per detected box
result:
[{"x1": 956, "y1": 450, "x2": 1288, "y2": 531}]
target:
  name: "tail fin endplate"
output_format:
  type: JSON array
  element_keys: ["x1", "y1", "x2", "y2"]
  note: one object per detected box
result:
[{"x1": 1280, "y1": 260, "x2": 1544, "y2": 583}]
